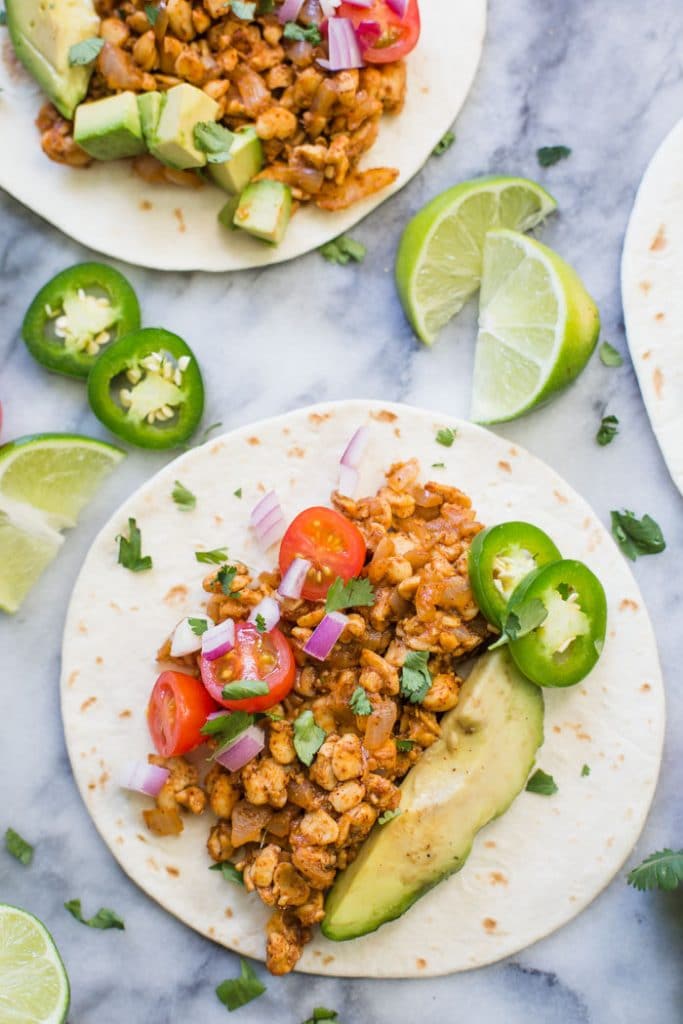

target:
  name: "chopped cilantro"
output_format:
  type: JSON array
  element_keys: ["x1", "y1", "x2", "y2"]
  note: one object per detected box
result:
[
  {"x1": 284, "y1": 21, "x2": 322, "y2": 44},
  {"x1": 627, "y1": 849, "x2": 683, "y2": 892},
  {"x1": 349, "y1": 686, "x2": 372, "y2": 716},
  {"x1": 581, "y1": 764, "x2": 591, "y2": 777},
  {"x1": 325, "y1": 576, "x2": 375, "y2": 613},
  {"x1": 490, "y1": 597, "x2": 548, "y2": 650},
  {"x1": 201, "y1": 710, "x2": 253, "y2": 738},
  {"x1": 194, "y1": 121, "x2": 235, "y2": 163},
  {"x1": 64, "y1": 900, "x2": 124, "y2": 930},
  {"x1": 68, "y1": 37, "x2": 104, "y2": 66},
  {"x1": 302, "y1": 1011, "x2": 339, "y2": 1024},
  {"x1": 396, "y1": 738, "x2": 415, "y2": 752},
  {"x1": 525, "y1": 769, "x2": 558, "y2": 796},
  {"x1": 255, "y1": 613, "x2": 267, "y2": 633},
  {"x1": 5, "y1": 828, "x2": 33, "y2": 866},
  {"x1": 210, "y1": 862, "x2": 245, "y2": 886},
  {"x1": 234, "y1": 487, "x2": 242, "y2": 498},
  {"x1": 188, "y1": 617, "x2": 210, "y2": 637},
  {"x1": 221, "y1": 680, "x2": 269, "y2": 701},
  {"x1": 596, "y1": 414, "x2": 619, "y2": 447},
  {"x1": 116, "y1": 518, "x2": 152, "y2": 573},
  {"x1": 293, "y1": 710, "x2": 326, "y2": 766},
  {"x1": 217, "y1": 563, "x2": 241, "y2": 596},
  {"x1": 432, "y1": 462, "x2": 445, "y2": 469},
  {"x1": 400, "y1": 651, "x2": 433, "y2": 704},
  {"x1": 599, "y1": 341, "x2": 623, "y2": 367},
  {"x1": 610, "y1": 510, "x2": 666, "y2": 561},
  {"x1": 145, "y1": 3, "x2": 159, "y2": 24},
  {"x1": 435, "y1": 427, "x2": 457, "y2": 447},
  {"x1": 196, "y1": 547, "x2": 229, "y2": 565},
  {"x1": 172, "y1": 480, "x2": 196, "y2": 509},
  {"x1": 378, "y1": 809, "x2": 402, "y2": 825},
  {"x1": 433, "y1": 130, "x2": 455, "y2": 156},
  {"x1": 319, "y1": 235, "x2": 366, "y2": 265},
  {"x1": 537, "y1": 145, "x2": 571, "y2": 167},
  {"x1": 216, "y1": 958, "x2": 266, "y2": 1011}
]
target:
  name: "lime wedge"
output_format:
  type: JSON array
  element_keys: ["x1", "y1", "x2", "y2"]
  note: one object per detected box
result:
[
  {"x1": 395, "y1": 176, "x2": 557, "y2": 344},
  {"x1": 0, "y1": 434, "x2": 124, "y2": 613},
  {"x1": 0, "y1": 905, "x2": 70, "y2": 1024},
  {"x1": 471, "y1": 229, "x2": 600, "y2": 424}
]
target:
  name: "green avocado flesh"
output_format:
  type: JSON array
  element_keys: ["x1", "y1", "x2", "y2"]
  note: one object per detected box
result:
[
  {"x1": 209, "y1": 126, "x2": 263, "y2": 195},
  {"x1": 6, "y1": 0, "x2": 100, "y2": 118},
  {"x1": 322, "y1": 649, "x2": 544, "y2": 942},
  {"x1": 74, "y1": 92, "x2": 146, "y2": 160},
  {"x1": 233, "y1": 180, "x2": 292, "y2": 244}
]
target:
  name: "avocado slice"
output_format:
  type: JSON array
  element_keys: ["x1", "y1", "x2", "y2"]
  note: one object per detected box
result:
[
  {"x1": 322, "y1": 649, "x2": 544, "y2": 941},
  {"x1": 209, "y1": 127, "x2": 263, "y2": 195},
  {"x1": 74, "y1": 92, "x2": 146, "y2": 160},
  {"x1": 233, "y1": 180, "x2": 292, "y2": 245},
  {"x1": 149, "y1": 83, "x2": 220, "y2": 170},
  {"x1": 6, "y1": 0, "x2": 100, "y2": 119},
  {"x1": 137, "y1": 91, "x2": 166, "y2": 146}
]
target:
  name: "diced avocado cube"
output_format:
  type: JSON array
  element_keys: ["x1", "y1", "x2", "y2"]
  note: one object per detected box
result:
[
  {"x1": 150, "y1": 83, "x2": 219, "y2": 170},
  {"x1": 217, "y1": 196, "x2": 240, "y2": 231},
  {"x1": 6, "y1": 0, "x2": 100, "y2": 119},
  {"x1": 233, "y1": 180, "x2": 293, "y2": 245},
  {"x1": 209, "y1": 127, "x2": 263, "y2": 195},
  {"x1": 137, "y1": 91, "x2": 166, "y2": 146},
  {"x1": 74, "y1": 92, "x2": 147, "y2": 161}
]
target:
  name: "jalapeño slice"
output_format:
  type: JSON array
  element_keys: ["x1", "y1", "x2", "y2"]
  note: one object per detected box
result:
[
  {"x1": 22, "y1": 263, "x2": 141, "y2": 379},
  {"x1": 506, "y1": 559, "x2": 607, "y2": 688},
  {"x1": 469, "y1": 522, "x2": 561, "y2": 627},
  {"x1": 87, "y1": 328, "x2": 204, "y2": 450}
]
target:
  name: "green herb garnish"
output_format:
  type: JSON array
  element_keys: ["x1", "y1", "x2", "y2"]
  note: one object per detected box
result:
[
  {"x1": 216, "y1": 958, "x2": 266, "y2": 1011},
  {"x1": 221, "y1": 679, "x2": 269, "y2": 701},
  {"x1": 400, "y1": 651, "x2": 433, "y2": 704},
  {"x1": 293, "y1": 710, "x2": 326, "y2": 766},
  {"x1": 234, "y1": 487, "x2": 242, "y2": 498},
  {"x1": 68, "y1": 37, "x2": 104, "y2": 66},
  {"x1": 490, "y1": 598, "x2": 548, "y2": 650},
  {"x1": 202, "y1": 711, "x2": 255, "y2": 758},
  {"x1": 217, "y1": 563, "x2": 242, "y2": 597},
  {"x1": 378, "y1": 809, "x2": 402, "y2": 825},
  {"x1": 210, "y1": 862, "x2": 245, "y2": 886},
  {"x1": 581, "y1": 764, "x2": 591, "y2": 777},
  {"x1": 302, "y1": 1010, "x2": 339, "y2": 1024},
  {"x1": 349, "y1": 686, "x2": 372, "y2": 716},
  {"x1": 320, "y1": 235, "x2": 366, "y2": 265},
  {"x1": 231, "y1": 0, "x2": 257, "y2": 18},
  {"x1": 537, "y1": 145, "x2": 571, "y2": 167},
  {"x1": 525, "y1": 769, "x2": 558, "y2": 796},
  {"x1": 255, "y1": 613, "x2": 267, "y2": 633},
  {"x1": 172, "y1": 480, "x2": 196, "y2": 509},
  {"x1": 194, "y1": 121, "x2": 235, "y2": 163},
  {"x1": 396, "y1": 738, "x2": 415, "y2": 752},
  {"x1": 599, "y1": 341, "x2": 623, "y2": 367},
  {"x1": 117, "y1": 518, "x2": 152, "y2": 573},
  {"x1": 432, "y1": 462, "x2": 445, "y2": 469},
  {"x1": 626, "y1": 849, "x2": 683, "y2": 892},
  {"x1": 610, "y1": 510, "x2": 666, "y2": 561},
  {"x1": 64, "y1": 900, "x2": 125, "y2": 930},
  {"x1": 5, "y1": 828, "x2": 33, "y2": 866},
  {"x1": 433, "y1": 130, "x2": 455, "y2": 156},
  {"x1": 284, "y1": 21, "x2": 322, "y2": 44},
  {"x1": 435, "y1": 427, "x2": 457, "y2": 447},
  {"x1": 325, "y1": 576, "x2": 375, "y2": 613},
  {"x1": 196, "y1": 547, "x2": 229, "y2": 565},
  {"x1": 596, "y1": 414, "x2": 619, "y2": 446},
  {"x1": 145, "y1": 3, "x2": 159, "y2": 24}
]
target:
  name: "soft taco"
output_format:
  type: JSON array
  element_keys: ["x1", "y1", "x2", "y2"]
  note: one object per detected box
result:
[
  {"x1": 0, "y1": 0, "x2": 486, "y2": 271},
  {"x1": 61, "y1": 401, "x2": 664, "y2": 978}
]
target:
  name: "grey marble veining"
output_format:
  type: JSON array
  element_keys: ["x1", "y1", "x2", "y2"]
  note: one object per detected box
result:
[{"x1": 1, "y1": 1, "x2": 682, "y2": 1021}]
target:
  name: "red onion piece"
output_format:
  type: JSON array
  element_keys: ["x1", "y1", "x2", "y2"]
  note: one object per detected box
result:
[
  {"x1": 304, "y1": 611, "x2": 348, "y2": 661},
  {"x1": 337, "y1": 463, "x2": 359, "y2": 497},
  {"x1": 278, "y1": 557, "x2": 311, "y2": 599},
  {"x1": 318, "y1": 16, "x2": 364, "y2": 70},
  {"x1": 251, "y1": 490, "x2": 287, "y2": 548},
  {"x1": 120, "y1": 761, "x2": 170, "y2": 797},
  {"x1": 250, "y1": 490, "x2": 280, "y2": 528},
  {"x1": 216, "y1": 725, "x2": 265, "y2": 771},
  {"x1": 202, "y1": 619, "x2": 235, "y2": 661},
  {"x1": 343, "y1": 0, "x2": 373, "y2": 6},
  {"x1": 386, "y1": 0, "x2": 408, "y2": 14},
  {"x1": 170, "y1": 614, "x2": 214, "y2": 657},
  {"x1": 249, "y1": 596, "x2": 281, "y2": 632},
  {"x1": 356, "y1": 18, "x2": 381, "y2": 46},
  {"x1": 341, "y1": 425, "x2": 370, "y2": 468},
  {"x1": 319, "y1": 0, "x2": 340, "y2": 16},
  {"x1": 278, "y1": 0, "x2": 305, "y2": 21}
]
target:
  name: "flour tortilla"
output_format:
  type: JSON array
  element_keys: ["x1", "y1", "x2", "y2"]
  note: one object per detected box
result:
[
  {"x1": 61, "y1": 400, "x2": 664, "y2": 978},
  {"x1": 0, "y1": 1, "x2": 486, "y2": 272},
  {"x1": 622, "y1": 118, "x2": 683, "y2": 495}
]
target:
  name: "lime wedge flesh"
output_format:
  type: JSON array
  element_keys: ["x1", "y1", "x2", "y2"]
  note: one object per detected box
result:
[
  {"x1": 471, "y1": 229, "x2": 600, "y2": 424},
  {"x1": 395, "y1": 176, "x2": 558, "y2": 344},
  {"x1": 0, "y1": 905, "x2": 70, "y2": 1024},
  {"x1": 0, "y1": 434, "x2": 124, "y2": 613}
]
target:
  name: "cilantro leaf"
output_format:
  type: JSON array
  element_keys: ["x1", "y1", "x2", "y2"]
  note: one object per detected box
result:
[
  {"x1": 626, "y1": 849, "x2": 683, "y2": 892},
  {"x1": 400, "y1": 651, "x2": 433, "y2": 704},
  {"x1": 145, "y1": 3, "x2": 159, "y2": 24},
  {"x1": 293, "y1": 710, "x2": 326, "y2": 766},
  {"x1": 194, "y1": 121, "x2": 235, "y2": 163},
  {"x1": 396, "y1": 738, "x2": 415, "y2": 752},
  {"x1": 599, "y1": 341, "x2": 623, "y2": 367},
  {"x1": 325, "y1": 576, "x2": 375, "y2": 613},
  {"x1": 378, "y1": 809, "x2": 402, "y2": 825},
  {"x1": 490, "y1": 597, "x2": 548, "y2": 650},
  {"x1": 581, "y1": 763, "x2": 591, "y2": 777},
  {"x1": 319, "y1": 235, "x2": 366, "y2": 265},
  {"x1": 255, "y1": 613, "x2": 267, "y2": 633},
  {"x1": 610, "y1": 510, "x2": 666, "y2": 561},
  {"x1": 284, "y1": 21, "x2": 322, "y2": 44},
  {"x1": 172, "y1": 480, "x2": 196, "y2": 509},
  {"x1": 234, "y1": 487, "x2": 242, "y2": 498},
  {"x1": 435, "y1": 427, "x2": 457, "y2": 447},
  {"x1": 217, "y1": 564, "x2": 241, "y2": 596},
  {"x1": 433, "y1": 130, "x2": 455, "y2": 156},
  {"x1": 188, "y1": 617, "x2": 210, "y2": 637},
  {"x1": 432, "y1": 462, "x2": 445, "y2": 469},
  {"x1": 349, "y1": 686, "x2": 372, "y2": 716},
  {"x1": 210, "y1": 862, "x2": 245, "y2": 886},
  {"x1": 537, "y1": 145, "x2": 571, "y2": 167},
  {"x1": 64, "y1": 899, "x2": 125, "y2": 930},
  {"x1": 216, "y1": 958, "x2": 266, "y2": 1011},
  {"x1": 302, "y1": 1011, "x2": 338, "y2": 1024},
  {"x1": 196, "y1": 547, "x2": 229, "y2": 565},
  {"x1": 68, "y1": 37, "x2": 104, "y2": 66},
  {"x1": 525, "y1": 769, "x2": 558, "y2": 796},
  {"x1": 596, "y1": 414, "x2": 619, "y2": 446},
  {"x1": 221, "y1": 679, "x2": 269, "y2": 701},
  {"x1": 201, "y1": 710, "x2": 253, "y2": 738},
  {"x1": 5, "y1": 828, "x2": 33, "y2": 866},
  {"x1": 117, "y1": 518, "x2": 152, "y2": 572}
]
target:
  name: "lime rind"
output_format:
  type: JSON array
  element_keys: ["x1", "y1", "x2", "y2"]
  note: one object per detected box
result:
[{"x1": 0, "y1": 904, "x2": 70, "y2": 1024}]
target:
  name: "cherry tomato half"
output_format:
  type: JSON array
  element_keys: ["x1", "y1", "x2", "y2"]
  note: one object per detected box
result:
[
  {"x1": 200, "y1": 622, "x2": 296, "y2": 712},
  {"x1": 279, "y1": 506, "x2": 367, "y2": 602},
  {"x1": 147, "y1": 670, "x2": 218, "y2": 757},
  {"x1": 338, "y1": 0, "x2": 421, "y2": 63}
]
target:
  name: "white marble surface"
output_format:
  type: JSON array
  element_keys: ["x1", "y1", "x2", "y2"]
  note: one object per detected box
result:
[{"x1": 1, "y1": 1, "x2": 682, "y2": 1021}]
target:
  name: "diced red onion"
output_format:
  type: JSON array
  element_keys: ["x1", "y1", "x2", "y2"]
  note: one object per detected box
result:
[
  {"x1": 318, "y1": 17, "x2": 364, "y2": 70},
  {"x1": 250, "y1": 490, "x2": 287, "y2": 549},
  {"x1": 319, "y1": 0, "x2": 341, "y2": 16},
  {"x1": 356, "y1": 18, "x2": 381, "y2": 46},
  {"x1": 304, "y1": 611, "x2": 348, "y2": 661},
  {"x1": 337, "y1": 424, "x2": 369, "y2": 495},
  {"x1": 249, "y1": 596, "x2": 280, "y2": 632},
  {"x1": 278, "y1": 557, "x2": 311, "y2": 599},
  {"x1": 342, "y1": 0, "x2": 373, "y2": 6},
  {"x1": 250, "y1": 490, "x2": 280, "y2": 527},
  {"x1": 337, "y1": 463, "x2": 359, "y2": 497},
  {"x1": 386, "y1": 0, "x2": 408, "y2": 15},
  {"x1": 120, "y1": 761, "x2": 169, "y2": 797},
  {"x1": 278, "y1": 0, "x2": 305, "y2": 22},
  {"x1": 216, "y1": 725, "x2": 265, "y2": 771},
  {"x1": 202, "y1": 619, "x2": 235, "y2": 661},
  {"x1": 170, "y1": 614, "x2": 214, "y2": 657}
]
